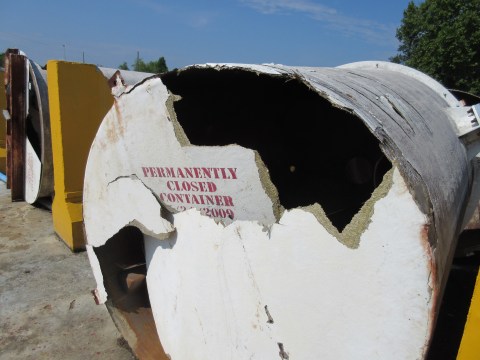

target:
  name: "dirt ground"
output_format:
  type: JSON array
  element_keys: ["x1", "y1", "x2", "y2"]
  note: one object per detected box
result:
[{"x1": 0, "y1": 181, "x2": 135, "y2": 360}]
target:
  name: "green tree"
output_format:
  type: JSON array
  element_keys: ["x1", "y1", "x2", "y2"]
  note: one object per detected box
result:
[
  {"x1": 391, "y1": 0, "x2": 480, "y2": 95},
  {"x1": 0, "y1": 53, "x2": 4, "y2": 68},
  {"x1": 119, "y1": 56, "x2": 168, "y2": 73},
  {"x1": 133, "y1": 56, "x2": 168, "y2": 73},
  {"x1": 118, "y1": 61, "x2": 129, "y2": 70}
]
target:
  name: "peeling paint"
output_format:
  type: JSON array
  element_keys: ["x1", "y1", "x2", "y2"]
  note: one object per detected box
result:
[
  {"x1": 166, "y1": 94, "x2": 190, "y2": 147},
  {"x1": 254, "y1": 151, "x2": 282, "y2": 221}
]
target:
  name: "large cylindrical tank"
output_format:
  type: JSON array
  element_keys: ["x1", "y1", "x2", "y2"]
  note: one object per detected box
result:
[{"x1": 84, "y1": 61, "x2": 480, "y2": 359}]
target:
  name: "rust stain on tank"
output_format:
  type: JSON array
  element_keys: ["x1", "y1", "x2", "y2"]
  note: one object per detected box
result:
[
  {"x1": 105, "y1": 100, "x2": 126, "y2": 143},
  {"x1": 419, "y1": 222, "x2": 438, "y2": 349},
  {"x1": 114, "y1": 100, "x2": 126, "y2": 138}
]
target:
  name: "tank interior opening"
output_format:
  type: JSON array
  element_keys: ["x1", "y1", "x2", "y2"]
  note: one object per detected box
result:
[
  {"x1": 94, "y1": 226, "x2": 169, "y2": 360},
  {"x1": 161, "y1": 68, "x2": 392, "y2": 231}
]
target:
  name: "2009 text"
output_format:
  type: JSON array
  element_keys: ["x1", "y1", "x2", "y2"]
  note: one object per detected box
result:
[{"x1": 171, "y1": 204, "x2": 235, "y2": 219}]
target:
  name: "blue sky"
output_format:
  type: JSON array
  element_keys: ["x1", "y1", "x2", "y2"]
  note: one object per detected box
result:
[{"x1": 1, "y1": 0, "x2": 411, "y2": 70}]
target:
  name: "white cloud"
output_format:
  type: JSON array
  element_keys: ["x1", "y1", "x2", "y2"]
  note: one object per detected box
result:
[
  {"x1": 243, "y1": 0, "x2": 336, "y2": 17},
  {"x1": 240, "y1": 0, "x2": 396, "y2": 45}
]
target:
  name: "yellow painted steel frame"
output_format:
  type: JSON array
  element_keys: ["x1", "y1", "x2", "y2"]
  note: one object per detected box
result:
[
  {"x1": 457, "y1": 269, "x2": 480, "y2": 359},
  {"x1": 47, "y1": 61, "x2": 113, "y2": 250},
  {"x1": 0, "y1": 70, "x2": 7, "y2": 174}
]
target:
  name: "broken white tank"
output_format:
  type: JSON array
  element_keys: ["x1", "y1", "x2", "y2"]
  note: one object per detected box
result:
[{"x1": 83, "y1": 61, "x2": 480, "y2": 359}]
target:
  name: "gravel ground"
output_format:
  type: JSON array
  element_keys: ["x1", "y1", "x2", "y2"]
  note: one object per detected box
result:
[{"x1": 0, "y1": 181, "x2": 135, "y2": 360}]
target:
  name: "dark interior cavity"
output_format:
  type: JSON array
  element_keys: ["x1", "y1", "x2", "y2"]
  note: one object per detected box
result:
[
  {"x1": 161, "y1": 68, "x2": 391, "y2": 231},
  {"x1": 94, "y1": 227, "x2": 168, "y2": 359}
]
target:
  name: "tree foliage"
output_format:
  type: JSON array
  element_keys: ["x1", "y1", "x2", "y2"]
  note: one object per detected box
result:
[
  {"x1": 118, "y1": 56, "x2": 168, "y2": 74},
  {"x1": 118, "y1": 61, "x2": 129, "y2": 70},
  {"x1": 392, "y1": 0, "x2": 480, "y2": 95},
  {"x1": 0, "y1": 53, "x2": 4, "y2": 68}
]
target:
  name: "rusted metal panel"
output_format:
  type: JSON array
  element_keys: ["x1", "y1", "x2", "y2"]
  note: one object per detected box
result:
[
  {"x1": 0, "y1": 68, "x2": 7, "y2": 176},
  {"x1": 5, "y1": 51, "x2": 27, "y2": 201},
  {"x1": 3, "y1": 49, "x2": 18, "y2": 190}
]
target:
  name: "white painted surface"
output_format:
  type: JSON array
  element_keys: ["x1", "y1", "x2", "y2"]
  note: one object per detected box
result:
[
  {"x1": 85, "y1": 176, "x2": 175, "y2": 247},
  {"x1": 144, "y1": 169, "x2": 432, "y2": 360},
  {"x1": 24, "y1": 138, "x2": 41, "y2": 204}
]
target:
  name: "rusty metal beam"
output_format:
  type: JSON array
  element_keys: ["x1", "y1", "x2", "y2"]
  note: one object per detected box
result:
[
  {"x1": 6, "y1": 50, "x2": 27, "y2": 201},
  {"x1": 4, "y1": 49, "x2": 19, "y2": 190}
]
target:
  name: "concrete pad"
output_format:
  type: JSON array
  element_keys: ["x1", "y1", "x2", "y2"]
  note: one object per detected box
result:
[{"x1": 0, "y1": 181, "x2": 134, "y2": 360}]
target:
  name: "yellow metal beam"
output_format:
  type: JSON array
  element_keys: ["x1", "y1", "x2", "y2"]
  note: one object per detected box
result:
[
  {"x1": 457, "y1": 268, "x2": 480, "y2": 359},
  {"x1": 47, "y1": 61, "x2": 113, "y2": 250}
]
